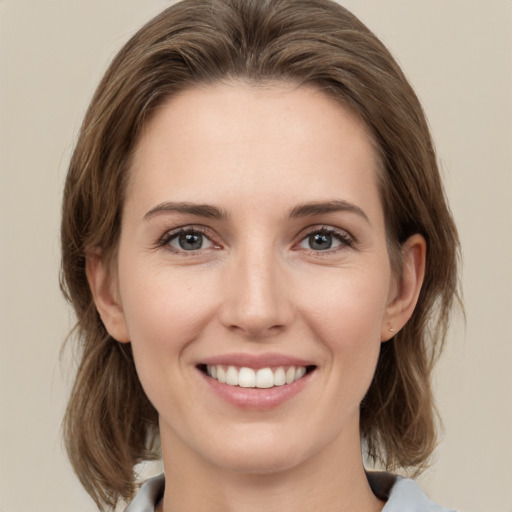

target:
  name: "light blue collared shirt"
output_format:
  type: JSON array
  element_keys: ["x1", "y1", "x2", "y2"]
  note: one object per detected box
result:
[{"x1": 124, "y1": 472, "x2": 456, "y2": 511}]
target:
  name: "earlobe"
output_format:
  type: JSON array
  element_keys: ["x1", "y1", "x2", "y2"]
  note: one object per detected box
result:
[
  {"x1": 85, "y1": 250, "x2": 130, "y2": 343},
  {"x1": 381, "y1": 234, "x2": 426, "y2": 342}
]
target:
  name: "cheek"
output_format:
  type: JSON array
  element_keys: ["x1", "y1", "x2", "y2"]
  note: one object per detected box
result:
[
  {"x1": 295, "y1": 266, "x2": 390, "y2": 397},
  {"x1": 116, "y1": 267, "x2": 221, "y2": 416},
  {"x1": 298, "y1": 267, "x2": 390, "y2": 346},
  {"x1": 119, "y1": 256, "x2": 217, "y2": 333},
  {"x1": 116, "y1": 263, "x2": 219, "y2": 374}
]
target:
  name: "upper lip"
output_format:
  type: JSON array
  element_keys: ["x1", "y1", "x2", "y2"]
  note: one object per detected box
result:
[{"x1": 199, "y1": 352, "x2": 315, "y2": 369}]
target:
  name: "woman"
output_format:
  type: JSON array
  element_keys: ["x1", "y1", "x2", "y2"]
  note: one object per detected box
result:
[{"x1": 60, "y1": 0, "x2": 460, "y2": 511}]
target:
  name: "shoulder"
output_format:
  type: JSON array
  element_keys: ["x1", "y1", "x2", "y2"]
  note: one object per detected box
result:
[
  {"x1": 367, "y1": 471, "x2": 457, "y2": 512},
  {"x1": 124, "y1": 474, "x2": 165, "y2": 512}
]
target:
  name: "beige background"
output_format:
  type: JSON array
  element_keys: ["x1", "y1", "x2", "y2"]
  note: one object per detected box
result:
[{"x1": 0, "y1": 1, "x2": 511, "y2": 511}]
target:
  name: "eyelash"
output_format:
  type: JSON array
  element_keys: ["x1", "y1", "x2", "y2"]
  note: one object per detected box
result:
[
  {"x1": 298, "y1": 226, "x2": 355, "y2": 253},
  {"x1": 156, "y1": 225, "x2": 355, "y2": 255},
  {"x1": 157, "y1": 226, "x2": 218, "y2": 253}
]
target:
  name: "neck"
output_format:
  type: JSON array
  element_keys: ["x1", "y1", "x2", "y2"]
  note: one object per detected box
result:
[{"x1": 159, "y1": 426, "x2": 384, "y2": 512}]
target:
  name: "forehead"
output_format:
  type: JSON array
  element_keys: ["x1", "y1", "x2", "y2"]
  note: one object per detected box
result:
[{"x1": 127, "y1": 81, "x2": 382, "y2": 222}]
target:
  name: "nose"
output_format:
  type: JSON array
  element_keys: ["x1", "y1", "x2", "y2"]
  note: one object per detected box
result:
[{"x1": 219, "y1": 245, "x2": 293, "y2": 339}]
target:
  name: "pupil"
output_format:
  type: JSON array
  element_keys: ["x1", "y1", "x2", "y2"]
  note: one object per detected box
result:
[
  {"x1": 310, "y1": 233, "x2": 332, "y2": 250},
  {"x1": 179, "y1": 233, "x2": 202, "y2": 250}
]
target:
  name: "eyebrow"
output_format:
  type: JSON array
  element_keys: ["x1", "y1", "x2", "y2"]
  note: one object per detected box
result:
[
  {"x1": 144, "y1": 201, "x2": 227, "y2": 220},
  {"x1": 288, "y1": 200, "x2": 370, "y2": 225},
  {"x1": 143, "y1": 199, "x2": 370, "y2": 224}
]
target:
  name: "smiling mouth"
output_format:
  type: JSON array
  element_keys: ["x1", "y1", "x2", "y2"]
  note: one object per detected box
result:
[{"x1": 198, "y1": 364, "x2": 316, "y2": 389}]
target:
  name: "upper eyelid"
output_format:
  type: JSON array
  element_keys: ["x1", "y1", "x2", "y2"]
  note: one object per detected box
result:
[
  {"x1": 163, "y1": 224, "x2": 215, "y2": 235},
  {"x1": 298, "y1": 224, "x2": 355, "y2": 241}
]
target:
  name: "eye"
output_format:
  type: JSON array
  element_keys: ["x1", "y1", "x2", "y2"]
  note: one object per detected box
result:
[
  {"x1": 164, "y1": 229, "x2": 216, "y2": 252},
  {"x1": 298, "y1": 228, "x2": 352, "y2": 251}
]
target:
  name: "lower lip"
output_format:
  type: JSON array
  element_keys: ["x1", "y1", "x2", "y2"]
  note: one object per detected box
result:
[{"x1": 198, "y1": 369, "x2": 313, "y2": 410}]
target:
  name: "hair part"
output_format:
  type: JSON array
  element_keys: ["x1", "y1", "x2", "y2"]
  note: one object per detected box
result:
[{"x1": 60, "y1": 0, "x2": 461, "y2": 509}]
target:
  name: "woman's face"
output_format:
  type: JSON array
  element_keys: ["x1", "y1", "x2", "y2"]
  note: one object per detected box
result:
[{"x1": 93, "y1": 82, "x2": 416, "y2": 475}]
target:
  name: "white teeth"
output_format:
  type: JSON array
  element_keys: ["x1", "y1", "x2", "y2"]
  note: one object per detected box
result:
[
  {"x1": 206, "y1": 364, "x2": 309, "y2": 388},
  {"x1": 274, "y1": 367, "x2": 286, "y2": 386},
  {"x1": 238, "y1": 367, "x2": 256, "y2": 387},
  {"x1": 225, "y1": 366, "x2": 239, "y2": 386},
  {"x1": 296, "y1": 366, "x2": 306, "y2": 379},
  {"x1": 255, "y1": 368, "x2": 274, "y2": 388}
]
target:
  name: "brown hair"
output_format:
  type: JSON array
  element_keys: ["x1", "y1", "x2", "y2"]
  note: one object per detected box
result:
[{"x1": 60, "y1": 0, "x2": 460, "y2": 509}]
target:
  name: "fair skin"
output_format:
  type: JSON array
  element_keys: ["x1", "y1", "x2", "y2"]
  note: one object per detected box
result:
[{"x1": 87, "y1": 82, "x2": 426, "y2": 512}]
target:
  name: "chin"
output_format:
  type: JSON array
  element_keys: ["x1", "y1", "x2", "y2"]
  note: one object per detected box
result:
[
  {"x1": 197, "y1": 424, "x2": 326, "y2": 476},
  {"x1": 212, "y1": 445, "x2": 306, "y2": 476}
]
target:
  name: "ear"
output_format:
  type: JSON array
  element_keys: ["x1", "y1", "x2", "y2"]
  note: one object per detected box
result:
[
  {"x1": 86, "y1": 250, "x2": 130, "y2": 343},
  {"x1": 381, "y1": 234, "x2": 426, "y2": 342}
]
